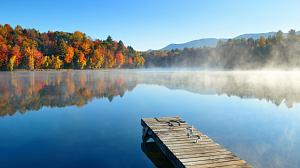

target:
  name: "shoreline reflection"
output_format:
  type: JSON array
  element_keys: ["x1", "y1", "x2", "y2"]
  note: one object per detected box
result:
[{"x1": 1, "y1": 70, "x2": 300, "y2": 116}]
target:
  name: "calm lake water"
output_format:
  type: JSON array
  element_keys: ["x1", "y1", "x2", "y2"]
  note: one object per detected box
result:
[{"x1": 0, "y1": 70, "x2": 300, "y2": 168}]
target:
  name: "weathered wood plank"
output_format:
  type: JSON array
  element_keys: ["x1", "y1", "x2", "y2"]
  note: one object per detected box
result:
[
  {"x1": 178, "y1": 152, "x2": 234, "y2": 160},
  {"x1": 186, "y1": 160, "x2": 247, "y2": 168},
  {"x1": 141, "y1": 117, "x2": 252, "y2": 168},
  {"x1": 173, "y1": 148, "x2": 232, "y2": 156}
]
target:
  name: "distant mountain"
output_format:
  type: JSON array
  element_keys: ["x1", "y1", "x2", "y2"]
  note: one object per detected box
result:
[
  {"x1": 234, "y1": 31, "x2": 300, "y2": 39},
  {"x1": 160, "y1": 31, "x2": 300, "y2": 51},
  {"x1": 161, "y1": 38, "x2": 221, "y2": 51},
  {"x1": 234, "y1": 32, "x2": 277, "y2": 39}
]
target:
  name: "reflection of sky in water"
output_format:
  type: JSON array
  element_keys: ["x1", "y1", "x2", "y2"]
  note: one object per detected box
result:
[{"x1": 0, "y1": 70, "x2": 300, "y2": 168}]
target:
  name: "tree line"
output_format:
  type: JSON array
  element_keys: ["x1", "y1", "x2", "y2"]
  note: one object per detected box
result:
[
  {"x1": 0, "y1": 24, "x2": 144, "y2": 71},
  {"x1": 2, "y1": 24, "x2": 300, "y2": 70},
  {"x1": 143, "y1": 30, "x2": 300, "y2": 69}
]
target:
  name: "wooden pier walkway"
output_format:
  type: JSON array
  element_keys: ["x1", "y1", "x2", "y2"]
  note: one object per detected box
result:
[{"x1": 141, "y1": 116, "x2": 252, "y2": 168}]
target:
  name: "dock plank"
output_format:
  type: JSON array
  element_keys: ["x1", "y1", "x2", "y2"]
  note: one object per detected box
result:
[{"x1": 141, "y1": 117, "x2": 251, "y2": 168}]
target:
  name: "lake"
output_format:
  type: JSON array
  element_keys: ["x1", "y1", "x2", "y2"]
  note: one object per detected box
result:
[{"x1": 0, "y1": 70, "x2": 300, "y2": 168}]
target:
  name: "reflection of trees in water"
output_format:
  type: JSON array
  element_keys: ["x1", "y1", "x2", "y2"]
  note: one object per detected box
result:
[
  {"x1": 137, "y1": 71, "x2": 300, "y2": 108},
  {"x1": 1, "y1": 71, "x2": 300, "y2": 116},
  {"x1": 0, "y1": 71, "x2": 138, "y2": 116}
]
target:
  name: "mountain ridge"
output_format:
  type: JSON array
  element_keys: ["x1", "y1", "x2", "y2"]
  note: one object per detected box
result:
[{"x1": 160, "y1": 31, "x2": 300, "y2": 51}]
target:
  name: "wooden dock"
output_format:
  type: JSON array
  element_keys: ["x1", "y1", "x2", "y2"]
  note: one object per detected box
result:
[{"x1": 141, "y1": 116, "x2": 252, "y2": 168}]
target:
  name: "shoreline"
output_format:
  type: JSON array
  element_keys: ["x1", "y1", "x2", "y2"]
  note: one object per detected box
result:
[
  {"x1": 2, "y1": 68, "x2": 300, "y2": 73},
  {"x1": 0, "y1": 68, "x2": 142, "y2": 72}
]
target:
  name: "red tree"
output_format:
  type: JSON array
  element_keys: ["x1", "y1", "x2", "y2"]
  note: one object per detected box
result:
[{"x1": 115, "y1": 51, "x2": 125, "y2": 67}]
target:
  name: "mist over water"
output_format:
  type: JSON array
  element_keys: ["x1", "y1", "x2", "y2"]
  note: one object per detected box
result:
[{"x1": 0, "y1": 70, "x2": 300, "y2": 168}]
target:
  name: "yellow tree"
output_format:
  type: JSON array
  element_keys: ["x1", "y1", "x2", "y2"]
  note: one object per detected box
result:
[
  {"x1": 25, "y1": 47, "x2": 35, "y2": 70},
  {"x1": 11, "y1": 45, "x2": 21, "y2": 67},
  {"x1": 6, "y1": 45, "x2": 21, "y2": 71},
  {"x1": 90, "y1": 48, "x2": 104, "y2": 69},
  {"x1": 52, "y1": 55, "x2": 63, "y2": 69},
  {"x1": 77, "y1": 51, "x2": 86, "y2": 69},
  {"x1": 133, "y1": 53, "x2": 145, "y2": 67},
  {"x1": 41, "y1": 56, "x2": 52, "y2": 69},
  {"x1": 7, "y1": 55, "x2": 16, "y2": 71},
  {"x1": 64, "y1": 46, "x2": 74, "y2": 64},
  {"x1": 28, "y1": 56, "x2": 35, "y2": 70}
]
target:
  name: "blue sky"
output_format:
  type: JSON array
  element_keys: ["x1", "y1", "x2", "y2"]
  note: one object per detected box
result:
[{"x1": 1, "y1": 0, "x2": 300, "y2": 51}]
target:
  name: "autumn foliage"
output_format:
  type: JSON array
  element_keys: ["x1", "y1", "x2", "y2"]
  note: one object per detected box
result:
[{"x1": 0, "y1": 24, "x2": 145, "y2": 71}]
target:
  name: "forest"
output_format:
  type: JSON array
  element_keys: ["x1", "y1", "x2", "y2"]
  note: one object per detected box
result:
[
  {"x1": 0, "y1": 24, "x2": 145, "y2": 71},
  {"x1": 143, "y1": 30, "x2": 300, "y2": 69}
]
